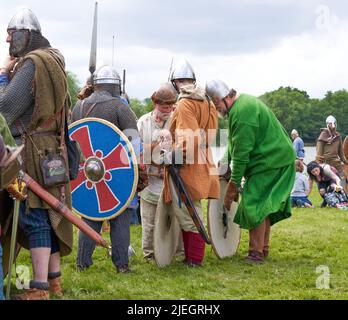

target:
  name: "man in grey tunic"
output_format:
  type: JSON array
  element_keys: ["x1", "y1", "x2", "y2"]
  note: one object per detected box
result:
[{"x1": 72, "y1": 65, "x2": 142, "y2": 273}]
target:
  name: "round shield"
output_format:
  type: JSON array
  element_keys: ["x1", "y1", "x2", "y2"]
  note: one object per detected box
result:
[
  {"x1": 208, "y1": 179, "x2": 241, "y2": 259},
  {"x1": 68, "y1": 118, "x2": 138, "y2": 221},
  {"x1": 154, "y1": 192, "x2": 181, "y2": 268}
]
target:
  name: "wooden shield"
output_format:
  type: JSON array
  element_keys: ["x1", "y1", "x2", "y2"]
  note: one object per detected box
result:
[
  {"x1": 153, "y1": 192, "x2": 181, "y2": 268},
  {"x1": 69, "y1": 118, "x2": 138, "y2": 221},
  {"x1": 208, "y1": 179, "x2": 241, "y2": 259}
]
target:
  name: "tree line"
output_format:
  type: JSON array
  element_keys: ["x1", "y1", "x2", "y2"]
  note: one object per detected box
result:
[
  {"x1": 260, "y1": 87, "x2": 348, "y2": 144},
  {"x1": 67, "y1": 73, "x2": 348, "y2": 144}
]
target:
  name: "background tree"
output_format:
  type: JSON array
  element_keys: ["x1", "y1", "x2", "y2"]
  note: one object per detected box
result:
[
  {"x1": 67, "y1": 71, "x2": 81, "y2": 108},
  {"x1": 260, "y1": 87, "x2": 348, "y2": 143},
  {"x1": 66, "y1": 75, "x2": 348, "y2": 145},
  {"x1": 129, "y1": 98, "x2": 153, "y2": 119}
]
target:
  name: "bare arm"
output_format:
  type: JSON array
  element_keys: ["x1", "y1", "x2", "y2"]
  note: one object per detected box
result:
[{"x1": 323, "y1": 165, "x2": 341, "y2": 186}]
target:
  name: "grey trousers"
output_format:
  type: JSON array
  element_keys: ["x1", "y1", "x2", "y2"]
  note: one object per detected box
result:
[{"x1": 76, "y1": 209, "x2": 132, "y2": 269}]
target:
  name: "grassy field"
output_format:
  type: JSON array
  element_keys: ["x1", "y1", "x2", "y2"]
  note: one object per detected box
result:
[{"x1": 8, "y1": 189, "x2": 348, "y2": 300}]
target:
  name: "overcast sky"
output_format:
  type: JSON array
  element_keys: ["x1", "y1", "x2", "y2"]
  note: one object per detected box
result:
[{"x1": 0, "y1": 0, "x2": 347, "y2": 99}]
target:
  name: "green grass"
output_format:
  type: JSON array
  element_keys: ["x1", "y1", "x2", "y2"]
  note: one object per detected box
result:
[{"x1": 7, "y1": 189, "x2": 348, "y2": 300}]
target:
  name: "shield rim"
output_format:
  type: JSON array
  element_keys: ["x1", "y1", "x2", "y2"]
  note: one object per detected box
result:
[
  {"x1": 153, "y1": 192, "x2": 181, "y2": 268},
  {"x1": 68, "y1": 117, "x2": 138, "y2": 221},
  {"x1": 207, "y1": 179, "x2": 241, "y2": 259}
]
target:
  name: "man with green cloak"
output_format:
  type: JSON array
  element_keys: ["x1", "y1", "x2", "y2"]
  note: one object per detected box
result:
[{"x1": 206, "y1": 79, "x2": 295, "y2": 263}]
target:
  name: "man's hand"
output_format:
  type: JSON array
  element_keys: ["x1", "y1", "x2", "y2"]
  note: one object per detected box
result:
[
  {"x1": 7, "y1": 177, "x2": 27, "y2": 200},
  {"x1": 1, "y1": 55, "x2": 18, "y2": 73},
  {"x1": 218, "y1": 161, "x2": 231, "y2": 181},
  {"x1": 224, "y1": 181, "x2": 238, "y2": 210},
  {"x1": 158, "y1": 129, "x2": 172, "y2": 151},
  {"x1": 137, "y1": 164, "x2": 148, "y2": 192},
  {"x1": 334, "y1": 184, "x2": 343, "y2": 192}
]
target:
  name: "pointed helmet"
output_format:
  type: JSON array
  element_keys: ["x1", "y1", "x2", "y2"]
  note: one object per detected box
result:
[
  {"x1": 169, "y1": 58, "x2": 196, "y2": 82},
  {"x1": 8, "y1": 8, "x2": 41, "y2": 32}
]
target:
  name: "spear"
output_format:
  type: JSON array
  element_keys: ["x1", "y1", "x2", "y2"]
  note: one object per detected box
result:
[
  {"x1": 168, "y1": 57, "x2": 174, "y2": 82},
  {"x1": 122, "y1": 69, "x2": 126, "y2": 95},
  {"x1": 89, "y1": 2, "x2": 98, "y2": 80}
]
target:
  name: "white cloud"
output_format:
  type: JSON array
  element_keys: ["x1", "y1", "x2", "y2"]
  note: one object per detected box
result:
[{"x1": 0, "y1": 1, "x2": 347, "y2": 101}]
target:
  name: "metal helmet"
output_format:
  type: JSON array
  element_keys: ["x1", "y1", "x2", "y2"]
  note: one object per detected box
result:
[
  {"x1": 93, "y1": 65, "x2": 121, "y2": 85},
  {"x1": 151, "y1": 82, "x2": 178, "y2": 105},
  {"x1": 205, "y1": 79, "x2": 230, "y2": 105},
  {"x1": 8, "y1": 8, "x2": 41, "y2": 32},
  {"x1": 170, "y1": 58, "x2": 196, "y2": 82},
  {"x1": 326, "y1": 115, "x2": 337, "y2": 127}
]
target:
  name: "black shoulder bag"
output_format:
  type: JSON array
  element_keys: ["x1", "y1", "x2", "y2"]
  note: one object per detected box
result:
[{"x1": 64, "y1": 111, "x2": 81, "y2": 181}]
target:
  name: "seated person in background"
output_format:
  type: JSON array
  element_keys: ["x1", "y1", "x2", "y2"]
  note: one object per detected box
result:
[
  {"x1": 291, "y1": 160, "x2": 314, "y2": 208},
  {"x1": 307, "y1": 161, "x2": 342, "y2": 208}
]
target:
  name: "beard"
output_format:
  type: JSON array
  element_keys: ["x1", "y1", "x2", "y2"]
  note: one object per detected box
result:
[{"x1": 154, "y1": 109, "x2": 171, "y2": 121}]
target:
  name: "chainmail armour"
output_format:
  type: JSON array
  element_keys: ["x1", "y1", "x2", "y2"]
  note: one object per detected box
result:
[
  {"x1": 0, "y1": 33, "x2": 51, "y2": 144},
  {"x1": 0, "y1": 59, "x2": 35, "y2": 143},
  {"x1": 72, "y1": 90, "x2": 138, "y2": 132},
  {"x1": 72, "y1": 90, "x2": 139, "y2": 270}
]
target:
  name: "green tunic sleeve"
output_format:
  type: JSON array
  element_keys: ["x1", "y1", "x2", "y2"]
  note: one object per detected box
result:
[
  {"x1": 229, "y1": 120, "x2": 258, "y2": 187},
  {"x1": 0, "y1": 113, "x2": 16, "y2": 147}
]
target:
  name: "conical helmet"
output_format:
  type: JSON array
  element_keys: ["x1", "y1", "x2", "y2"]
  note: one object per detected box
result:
[
  {"x1": 93, "y1": 65, "x2": 121, "y2": 85},
  {"x1": 8, "y1": 8, "x2": 41, "y2": 32},
  {"x1": 169, "y1": 58, "x2": 196, "y2": 82},
  {"x1": 205, "y1": 79, "x2": 230, "y2": 105}
]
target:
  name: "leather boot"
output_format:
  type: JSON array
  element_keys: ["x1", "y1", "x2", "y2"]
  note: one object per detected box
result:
[
  {"x1": 245, "y1": 250, "x2": 264, "y2": 264},
  {"x1": 117, "y1": 264, "x2": 132, "y2": 273},
  {"x1": 12, "y1": 288, "x2": 49, "y2": 300},
  {"x1": 48, "y1": 277, "x2": 63, "y2": 297},
  {"x1": 248, "y1": 220, "x2": 266, "y2": 263}
]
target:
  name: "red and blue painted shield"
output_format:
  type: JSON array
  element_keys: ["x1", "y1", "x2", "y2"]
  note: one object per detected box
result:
[{"x1": 68, "y1": 118, "x2": 138, "y2": 221}]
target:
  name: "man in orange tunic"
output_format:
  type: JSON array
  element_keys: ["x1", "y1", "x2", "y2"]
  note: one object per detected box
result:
[{"x1": 162, "y1": 59, "x2": 220, "y2": 267}]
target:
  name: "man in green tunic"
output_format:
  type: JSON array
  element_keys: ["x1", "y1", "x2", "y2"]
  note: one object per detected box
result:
[{"x1": 206, "y1": 79, "x2": 295, "y2": 263}]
